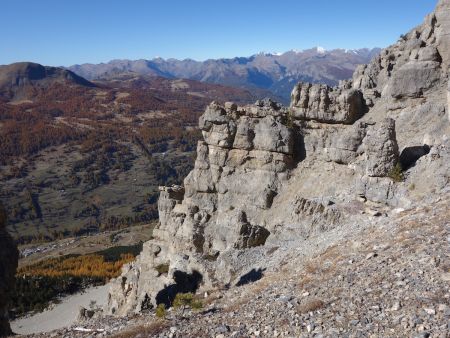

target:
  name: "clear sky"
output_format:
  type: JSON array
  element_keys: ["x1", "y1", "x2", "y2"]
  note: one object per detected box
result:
[{"x1": 0, "y1": 0, "x2": 437, "y2": 67}]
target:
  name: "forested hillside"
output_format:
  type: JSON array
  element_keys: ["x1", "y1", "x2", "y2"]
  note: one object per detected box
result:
[{"x1": 0, "y1": 65, "x2": 255, "y2": 243}]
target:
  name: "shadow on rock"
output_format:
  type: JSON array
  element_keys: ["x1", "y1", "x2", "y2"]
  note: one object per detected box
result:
[
  {"x1": 155, "y1": 270, "x2": 203, "y2": 307},
  {"x1": 400, "y1": 144, "x2": 430, "y2": 169},
  {"x1": 293, "y1": 130, "x2": 307, "y2": 165},
  {"x1": 236, "y1": 268, "x2": 266, "y2": 287}
]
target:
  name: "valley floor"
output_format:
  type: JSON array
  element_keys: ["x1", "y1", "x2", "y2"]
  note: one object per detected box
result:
[
  {"x1": 18, "y1": 224, "x2": 153, "y2": 268},
  {"x1": 11, "y1": 285, "x2": 109, "y2": 335}
]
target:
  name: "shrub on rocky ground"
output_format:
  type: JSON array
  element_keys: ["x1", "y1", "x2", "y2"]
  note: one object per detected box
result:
[
  {"x1": 173, "y1": 293, "x2": 203, "y2": 317},
  {"x1": 296, "y1": 298, "x2": 325, "y2": 314},
  {"x1": 155, "y1": 303, "x2": 166, "y2": 319},
  {"x1": 388, "y1": 162, "x2": 404, "y2": 182},
  {"x1": 155, "y1": 263, "x2": 169, "y2": 276}
]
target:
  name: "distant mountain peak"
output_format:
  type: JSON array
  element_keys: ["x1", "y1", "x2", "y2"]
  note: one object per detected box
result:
[
  {"x1": 316, "y1": 46, "x2": 327, "y2": 54},
  {"x1": 68, "y1": 47, "x2": 381, "y2": 102}
]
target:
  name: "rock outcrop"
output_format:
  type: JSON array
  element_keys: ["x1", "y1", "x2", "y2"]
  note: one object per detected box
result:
[
  {"x1": 364, "y1": 118, "x2": 399, "y2": 177},
  {"x1": 353, "y1": 0, "x2": 448, "y2": 109},
  {"x1": 435, "y1": 0, "x2": 450, "y2": 68},
  {"x1": 0, "y1": 204, "x2": 18, "y2": 337},
  {"x1": 107, "y1": 99, "x2": 299, "y2": 315},
  {"x1": 106, "y1": 94, "x2": 404, "y2": 315},
  {"x1": 106, "y1": 0, "x2": 450, "y2": 317},
  {"x1": 290, "y1": 82, "x2": 366, "y2": 124}
]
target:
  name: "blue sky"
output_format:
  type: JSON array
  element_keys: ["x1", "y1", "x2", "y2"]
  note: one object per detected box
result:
[{"x1": 0, "y1": 0, "x2": 437, "y2": 66}]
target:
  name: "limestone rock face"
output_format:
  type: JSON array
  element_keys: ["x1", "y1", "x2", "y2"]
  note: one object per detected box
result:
[
  {"x1": 187, "y1": 101, "x2": 296, "y2": 256},
  {"x1": 435, "y1": 0, "x2": 450, "y2": 67},
  {"x1": 448, "y1": 79, "x2": 450, "y2": 121},
  {"x1": 384, "y1": 60, "x2": 441, "y2": 99},
  {"x1": 300, "y1": 121, "x2": 367, "y2": 165},
  {"x1": 353, "y1": 2, "x2": 448, "y2": 106},
  {"x1": 290, "y1": 83, "x2": 366, "y2": 124},
  {"x1": 106, "y1": 99, "x2": 300, "y2": 315},
  {"x1": 0, "y1": 205, "x2": 18, "y2": 337},
  {"x1": 106, "y1": 0, "x2": 450, "y2": 317},
  {"x1": 364, "y1": 119, "x2": 399, "y2": 177},
  {"x1": 106, "y1": 96, "x2": 407, "y2": 316}
]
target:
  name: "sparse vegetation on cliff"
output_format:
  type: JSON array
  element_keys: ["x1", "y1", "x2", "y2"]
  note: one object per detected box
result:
[
  {"x1": 155, "y1": 304, "x2": 166, "y2": 319},
  {"x1": 388, "y1": 162, "x2": 404, "y2": 182}
]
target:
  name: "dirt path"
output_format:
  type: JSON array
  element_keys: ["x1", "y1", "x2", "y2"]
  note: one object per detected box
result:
[{"x1": 11, "y1": 285, "x2": 109, "y2": 335}]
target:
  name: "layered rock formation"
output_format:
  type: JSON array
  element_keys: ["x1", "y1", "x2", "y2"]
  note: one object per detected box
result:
[
  {"x1": 105, "y1": 98, "x2": 403, "y2": 315},
  {"x1": 106, "y1": 0, "x2": 449, "y2": 316},
  {"x1": 0, "y1": 205, "x2": 18, "y2": 337},
  {"x1": 107, "y1": 99, "x2": 299, "y2": 315},
  {"x1": 290, "y1": 82, "x2": 366, "y2": 124}
]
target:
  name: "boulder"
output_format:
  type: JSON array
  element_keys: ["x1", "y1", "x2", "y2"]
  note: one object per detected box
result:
[{"x1": 233, "y1": 212, "x2": 270, "y2": 249}]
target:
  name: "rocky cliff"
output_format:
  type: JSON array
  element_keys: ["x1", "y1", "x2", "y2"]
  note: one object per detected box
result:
[
  {"x1": 0, "y1": 205, "x2": 18, "y2": 337},
  {"x1": 106, "y1": 0, "x2": 449, "y2": 317}
]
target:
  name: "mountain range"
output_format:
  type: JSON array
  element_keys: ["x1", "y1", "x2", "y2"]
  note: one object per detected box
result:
[{"x1": 68, "y1": 47, "x2": 381, "y2": 102}]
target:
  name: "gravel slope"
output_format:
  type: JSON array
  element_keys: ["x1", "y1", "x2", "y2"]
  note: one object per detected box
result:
[{"x1": 21, "y1": 195, "x2": 450, "y2": 337}]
